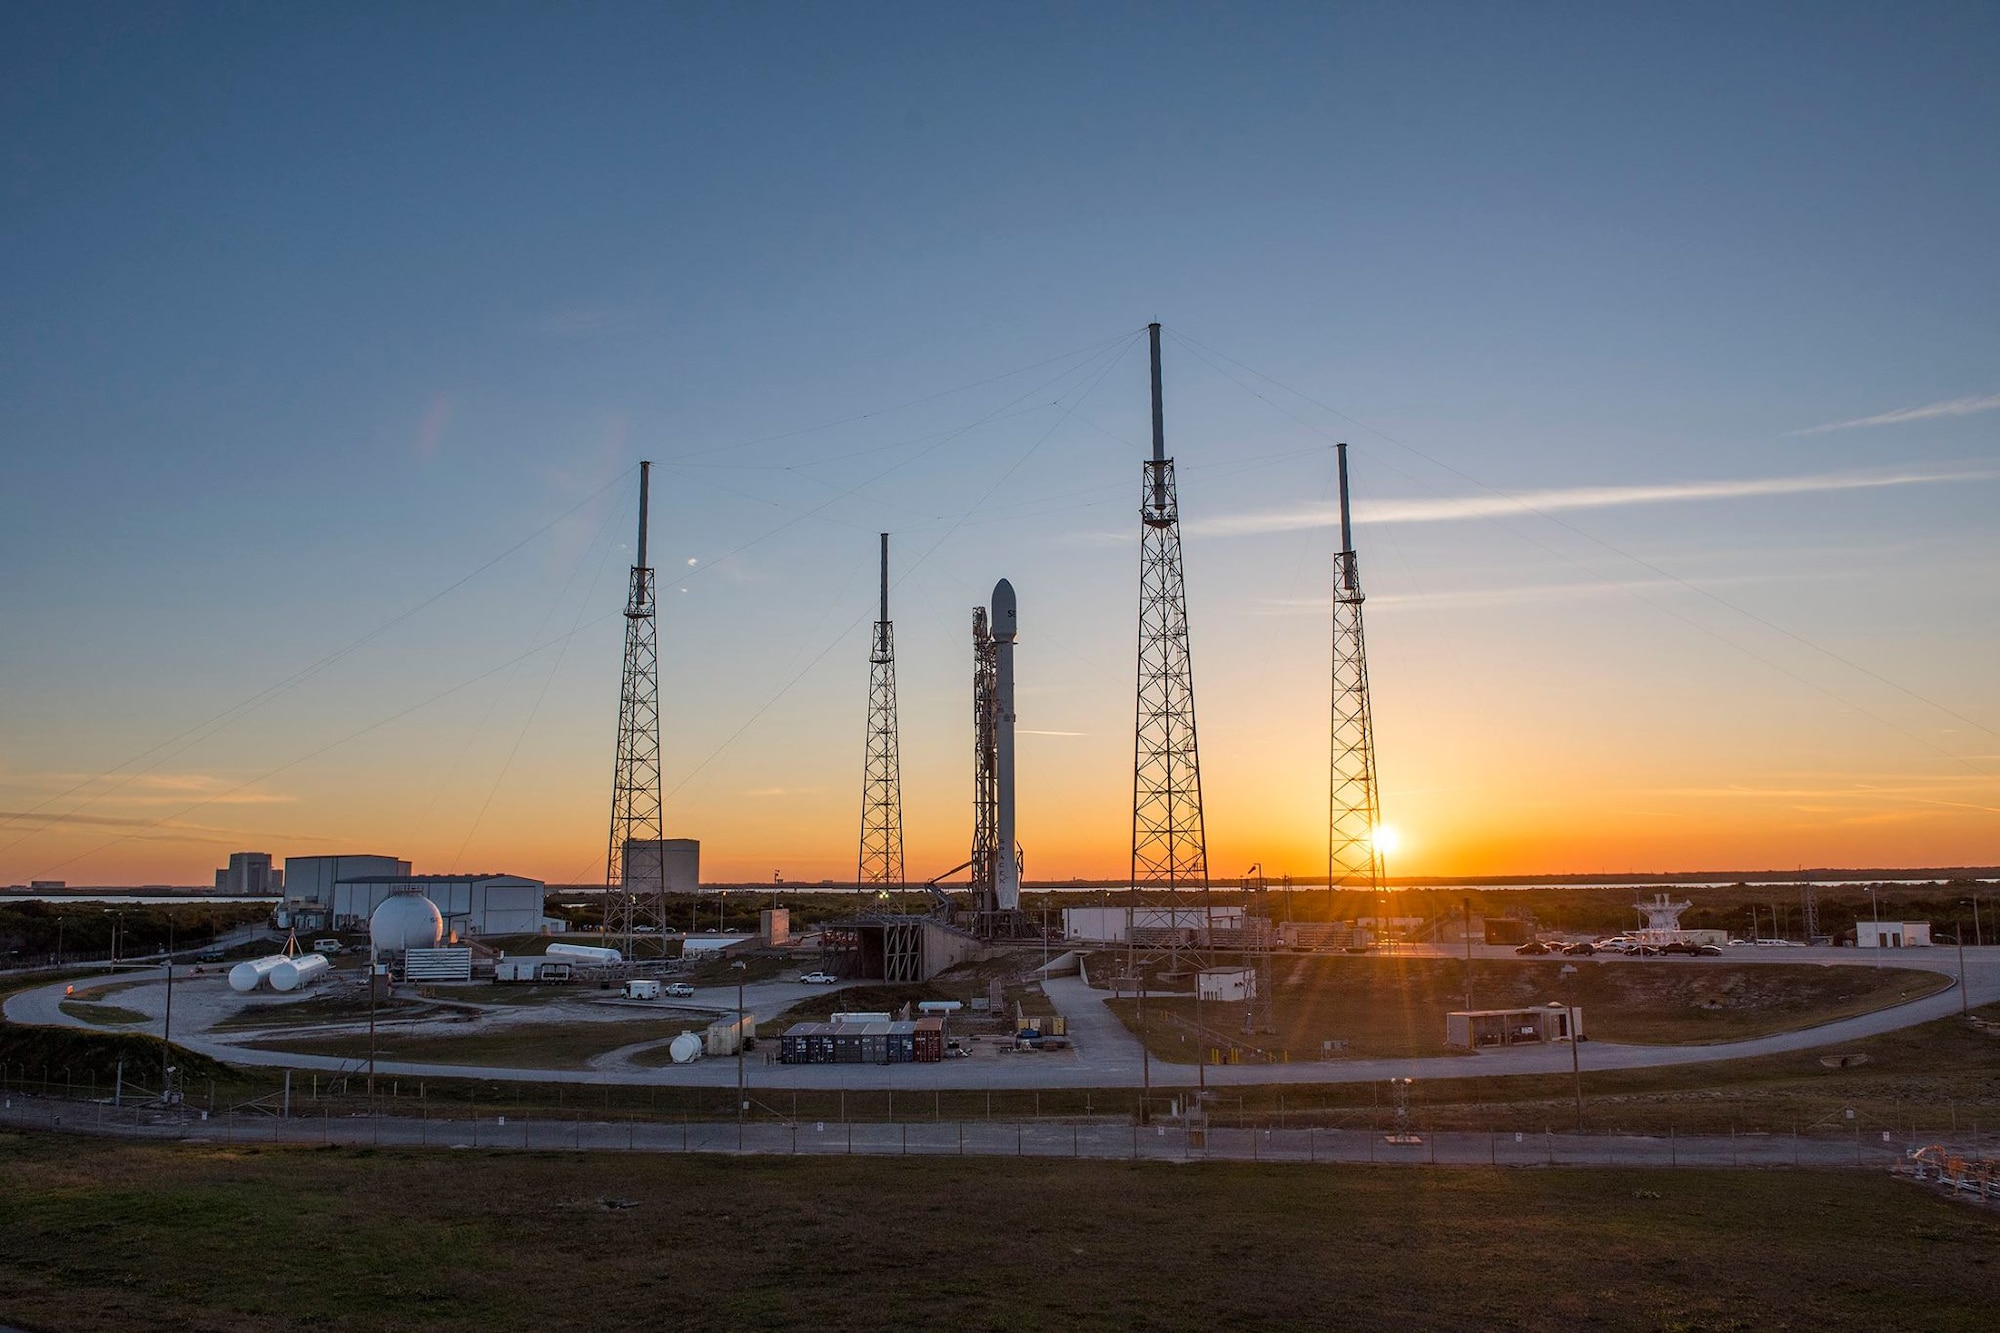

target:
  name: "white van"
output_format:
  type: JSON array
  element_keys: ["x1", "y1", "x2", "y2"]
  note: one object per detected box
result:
[
  {"x1": 311, "y1": 938, "x2": 344, "y2": 955},
  {"x1": 623, "y1": 979, "x2": 662, "y2": 1001}
]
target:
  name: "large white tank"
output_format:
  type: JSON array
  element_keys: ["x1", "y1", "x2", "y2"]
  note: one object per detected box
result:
[
  {"x1": 547, "y1": 942, "x2": 622, "y2": 964},
  {"x1": 270, "y1": 954, "x2": 330, "y2": 992},
  {"x1": 229, "y1": 955, "x2": 288, "y2": 993},
  {"x1": 668, "y1": 1032, "x2": 704, "y2": 1064},
  {"x1": 369, "y1": 887, "x2": 444, "y2": 955}
]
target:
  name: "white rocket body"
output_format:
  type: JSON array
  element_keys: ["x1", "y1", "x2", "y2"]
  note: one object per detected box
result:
[{"x1": 991, "y1": 579, "x2": 1020, "y2": 912}]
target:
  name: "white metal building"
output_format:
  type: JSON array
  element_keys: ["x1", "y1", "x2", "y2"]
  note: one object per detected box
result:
[
  {"x1": 1857, "y1": 920, "x2": 1933, "y2": 948},
  {"x1": 1061, "y1": 904, "x2": 1245, "y2": 944},
  {"x1": 330, "y1": 874, "x2": 547, "y2": 939},
  {"x1": 285, "y1": 855, "x2": 411, "y2": 907}
]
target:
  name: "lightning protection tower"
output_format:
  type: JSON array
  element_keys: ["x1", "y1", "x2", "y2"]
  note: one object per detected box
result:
[
  {"x1": 1128, "y1": 322, "x2": 1211, "y2": 978},
  {"x1": 1328, "y1": 442, "x2": 1386, "y2": 916},
  {"x1": 858, "y1": 533, "x2": 905, "y2": 894},
  {"x1": 605, "y1": 461, "x2": 668, "y2": 954}
]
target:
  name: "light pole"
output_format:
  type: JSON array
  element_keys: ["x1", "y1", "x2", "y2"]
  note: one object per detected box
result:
[
  {"x1": 1956, "y1": 902, "x2": 1973, "y2": 1017},
  {"x1": 1462, "y1": 897, "x2": 1473, "y2": 1014},
  {"x1": 54, "y1": 917, "x2": 64, "y2": 968},
  {"x1": 1561, "y1": 963, "x2": 1583, "y2": 1131},
  {"x1": 731, "y1": 959, "x2": 748, "y2": 1147},
  {"x1": 161, "y1": 918, "x2": 175, "y2": 1088}
]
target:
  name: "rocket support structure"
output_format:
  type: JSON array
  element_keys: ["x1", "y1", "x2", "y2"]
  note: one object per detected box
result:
[{"x1": 991, "y1": 578, "x2": 1020, "y2": 913}]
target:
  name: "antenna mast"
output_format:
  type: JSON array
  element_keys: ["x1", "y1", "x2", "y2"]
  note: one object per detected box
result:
[
  {"x1": 858, "y1": 533, "x2": 905, "y2": 894},
  {"x1": 606, "y1": 462, "x2": 667, "y2": 953}
]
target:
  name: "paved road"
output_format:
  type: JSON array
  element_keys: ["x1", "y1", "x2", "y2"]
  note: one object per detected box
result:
[
  {"x1": 3, "y1": 1093, "x2": 1986, "y2": 1179},
  {"x1": 9, "y1": 947, "x2": 1994, "y2": 1091}
]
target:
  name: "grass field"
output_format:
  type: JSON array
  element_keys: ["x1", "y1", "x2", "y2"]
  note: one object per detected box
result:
[
  {"x1": 1105, "y1": 956, "x2": 1949, "y2": 1061},
  {"x1": 211, "y1": 993, "x2": 431, "y2": 1031},
  {"x1": 247, "y1": 1018, "x2": 708, "y2": 1069},
  {"x1": 55, "y1": 1002, "x2": 148, "y2": 1027},
  {"x1": 2, "y1": 1133, "x2": 1996, "y2": 1331}
]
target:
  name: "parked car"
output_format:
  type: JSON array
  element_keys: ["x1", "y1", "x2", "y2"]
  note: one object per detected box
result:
[
  {"x1": 1696, "y1": 944, "x2": 1724, "y2": 956},
  {"x1": 663, "y1": 982, "x2": 695, "y2": 998},
  {"x1": 1514, "y1": 941, "x2": 1551, "y2": 956},
  {"x1": 799, "y1": 971, "x2": 839, "y2": 985},
  {"x1": 1561, "y1": 942, "x2": 1596, "y2": 956}
]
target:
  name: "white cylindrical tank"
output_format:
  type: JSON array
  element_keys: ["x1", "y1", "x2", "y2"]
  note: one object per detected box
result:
[
  {"x1": 228, "y1": 955, "x2": 288, "y2": 993},
  {"x1": 270, "y1": 954, "x2": 331, "y2": 992},
  {"x1": 547, "y1": 942, "x2": 622, "y2": 964},
  {"x1": 668, "y1": 1032, "x2": 703, "y2": 1064},
  {"x1": 369, "y1": 888, "x2": 444, "y2": 955}
]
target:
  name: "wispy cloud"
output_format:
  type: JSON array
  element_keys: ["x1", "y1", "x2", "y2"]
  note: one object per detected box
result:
[
  {"x1": 1019, "y1": 729, "x2": 1087, "y2": 737},
  {"x1": 1246, "y1": 571, "x2": 1818, "y2": 616},
  {"x1": 739, "y1": 786, "x2": 825, "y2": 798},
  {"x1": 1192, "y1": 465, "x2": 1995, "y2": 538},
  {"x1": 1792, "y1": 393, "x2": 2000, "y2": 435}
]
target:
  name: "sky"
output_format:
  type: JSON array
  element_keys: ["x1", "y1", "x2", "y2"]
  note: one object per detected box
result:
[{"x1": 3, "y1": 2, "x2": 1997, "y2": 886}]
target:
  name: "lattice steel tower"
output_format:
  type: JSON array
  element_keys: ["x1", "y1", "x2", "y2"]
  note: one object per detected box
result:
[
  {"x1": 605, "y1": 461, "x2": 667, "y2": 953},
  {"x1": 858, "y1": 533, "x2": 905, "y2": 893},
  {"x1": 1328, "y1": 442, "x2": 1385, "y2": 906},
  {"x1": 1128, "y1": 323, "x2": 1210, "y2": 974}
]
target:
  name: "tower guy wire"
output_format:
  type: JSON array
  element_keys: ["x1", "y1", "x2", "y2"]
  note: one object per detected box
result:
[
  {"x1": 858, "y1": 533, "x2": 906, "y2": 894},
  {"x1": 1329, "y1": 441, "x2": 1386, "y2": 916},
  {"x1": 605, "y1": 461, "x2": 668, "y2": 954},
  {"x1": 1127, "y1": 322, "x2": 1211, "y2": 980}
]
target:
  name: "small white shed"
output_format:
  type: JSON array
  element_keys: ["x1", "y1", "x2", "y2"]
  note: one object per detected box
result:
[
  {"x1": 1197, "y1": 967, "x2": 1257, "y2": 1002},
  {"x1": 1857, "y1": 921, "x2": 1932, "y2": 948}
]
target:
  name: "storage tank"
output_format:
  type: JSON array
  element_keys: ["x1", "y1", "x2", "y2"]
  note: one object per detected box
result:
[
  {"x1": 668, "y1": 1032, "x2": 703, "y2": 1064},
  {"x1": 229, "y1": 955, "x2": 288, "y2": 993},
  {"x1": 547, "y1": 942, "x2": 622, "y2": 964},
  {"x1": 270, "y1": 954, "x2": 331, "y2": 992},
  {"x1": 369, "y1": 886, "x2": 444, "y2": 955}
]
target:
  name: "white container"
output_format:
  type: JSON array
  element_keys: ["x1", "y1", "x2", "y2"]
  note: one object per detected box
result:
[
  {"x1": 547, "y1": 942, "x2": 622, "y2": 964},
  {"x1": 270, "y1": 954, "x2": 331, "y2": 992},
  {"x1": 228, "y1": 955, "x2": 288, "y2": 993},
  {"x1": 624, "y1": 979, "x2": 661, "y2": 1000},
  {"x1": 668, "y1": 1032, "x2": 703, "y2": 1064}
]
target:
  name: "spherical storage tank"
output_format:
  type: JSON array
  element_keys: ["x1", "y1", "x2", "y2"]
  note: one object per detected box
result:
[
  {"x1": 270, "y1": 954, "x2": 331, "y2": 992},
  {"x1": 369, "y1": 888, "x2": 443, "y2": 955},
  {"x1": 229, "y1": 955, "x2": 288, "y2": 993}
]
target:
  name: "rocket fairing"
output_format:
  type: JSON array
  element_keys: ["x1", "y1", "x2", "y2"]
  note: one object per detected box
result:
[{"x1": 991, "y1": 579, "x2": 1021, "y2": 912}]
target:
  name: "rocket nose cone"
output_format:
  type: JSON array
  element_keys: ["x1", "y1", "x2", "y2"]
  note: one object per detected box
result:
[{"x1": 991, "y1": 579, "x2": 1017, "y2": 640}]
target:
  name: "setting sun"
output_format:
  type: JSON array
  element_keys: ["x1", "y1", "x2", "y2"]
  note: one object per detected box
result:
[{"x1": 1371, "y1": 824, "x2": 1402, "y2": 858}]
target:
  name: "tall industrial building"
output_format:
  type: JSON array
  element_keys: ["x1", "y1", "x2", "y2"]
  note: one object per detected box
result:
[
  {"x1": 605, "y1": 462, "x2": 668, "y2": 953},
  {"x1": 1127, "y1": 323, "x2": 1210, "y2": 973},
  {"x1": 214, "y1": 851, "x2": 281, "y2": 895},
  {"x1": 1328, "y1": 441, "x2": 1386, "y2": 903},
  {"x1": 857, "y1": 534, "x2": 905, "y2": 891}
]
